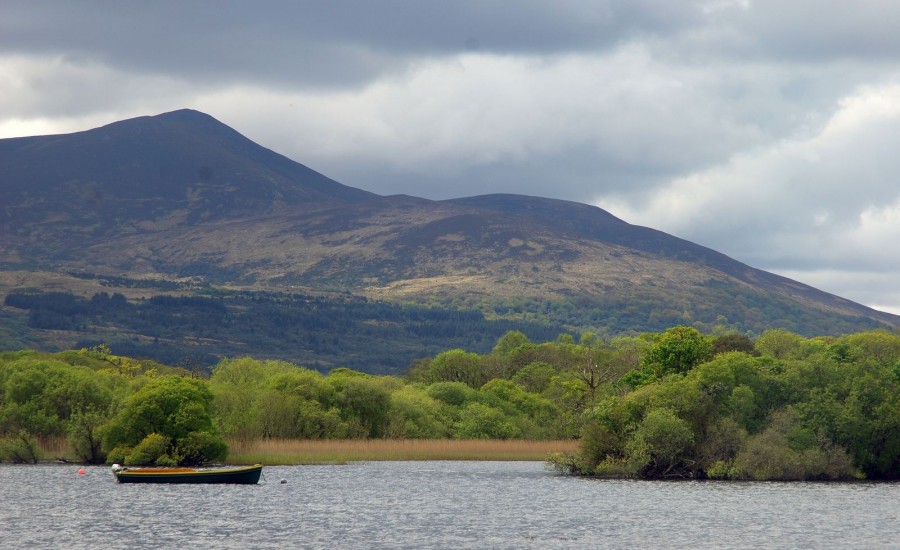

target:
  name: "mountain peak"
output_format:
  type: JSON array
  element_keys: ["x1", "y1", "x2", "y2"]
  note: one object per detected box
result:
[
  {"x1": 0, "y1": 109, "x2": 376, "y2": 250},
  {"x1": 149, "y1": 108, "x2": 238, "y2": 133},
  {"x1": 156, "y1": 108, "x2": 213, "y2": 120},
  {"x1": 97, "y1": 108, "x2": 249, "y2": 143},
  {"x1": 114, "y1": 108, "x2": 218, "y2": 125}
]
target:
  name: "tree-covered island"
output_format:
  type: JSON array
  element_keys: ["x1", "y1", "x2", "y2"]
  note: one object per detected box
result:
[{"x1": 1, "y1": 326, "x2": 899, "y2": 480}]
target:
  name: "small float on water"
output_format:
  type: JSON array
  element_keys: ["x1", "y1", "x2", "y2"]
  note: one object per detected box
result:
[{"x1": 111, "y1": 463, "x2": 263, "y2": 484}]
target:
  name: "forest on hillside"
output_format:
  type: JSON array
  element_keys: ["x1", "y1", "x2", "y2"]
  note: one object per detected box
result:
[
  {"x1": 1, "y1": 326, "x2": 899, "y2": 480},
  {"x1": 2, "y1": 290, "x2": 563, "y2": 373},
  {"x1": 3, "y1": 286, "x2": 891, "y2": 378}
]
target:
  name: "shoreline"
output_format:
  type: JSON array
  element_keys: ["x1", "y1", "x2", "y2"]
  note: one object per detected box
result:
[
  {"x1": 25, "y1": 437, "x2": 578, "y2": 465},
  {"x1": 223, "y1": 438, "x2": 579, "y2": 465}
]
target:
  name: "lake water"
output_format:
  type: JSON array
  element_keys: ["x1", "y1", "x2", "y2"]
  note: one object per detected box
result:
[{"x1": 1, "y1": 461, "x2": 897, "y2": 549}]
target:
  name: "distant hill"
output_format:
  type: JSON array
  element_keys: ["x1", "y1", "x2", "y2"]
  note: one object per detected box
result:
[{"x1": 0, "y1": 110, "x2": 895, "y2": 372}]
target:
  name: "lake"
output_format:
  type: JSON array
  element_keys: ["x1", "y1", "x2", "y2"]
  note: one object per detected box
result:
[{"x1": 1, "y1": 461, "x2": 897, "y2": 549}]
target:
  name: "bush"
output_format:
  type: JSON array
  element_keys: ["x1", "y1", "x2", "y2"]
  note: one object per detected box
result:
[
  {"x1": 67, "y1": 410, "x2": 107, "y2": 464},
  {"x1": 426, "y1": 381, "x2": 478, "y2": 407},
  {"x1": 697, "y1": 417, "x2": 747, "y2": 472},
  {"x1": 101, "y1": 376, "x2": 228, "y2": 465},
  {"x1": 384, "y1": 388, "x2": 450, "y2": 439},
  {"x1": 0, "y1": 431, "x2": 39, "y2": 464},
  {"x1": 575, "y1": 421, "x2": 621, "y2": 473},
  {"x1": 106, "y1": 445, "x2": 131, "y2": 465},
  {"x1": 730, "y1": 409, "x2": 861, "y2": 480},
  {"x1": 177, "y1": 431, "x2": 228, "y2": 466},
  {"x1": 625, "y1": 408, "x2": 695, "y2": 477},
  {"x1": 125, "y1": 433, "x2": 170, "y2": 466},
  {"x1": 511, "y1": 362, "x2": 557, "y2": 393},
  {"x1": 455, "y1": 402, "x2": 522, "y2": 439}
]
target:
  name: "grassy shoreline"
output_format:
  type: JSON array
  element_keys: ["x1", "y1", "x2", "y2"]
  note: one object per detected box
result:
[
  {"x1": 223, "y1": 439, "x2": 579, "y2": 465},
  {"x1": 26, "y1": 437, "x2": 577, "y2": 465}
]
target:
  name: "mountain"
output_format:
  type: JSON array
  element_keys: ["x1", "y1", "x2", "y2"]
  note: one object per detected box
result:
[
  {"x1": 0, "y1": 109, "x2": 373, "y2": 264},
  {"x1": 0, "y1": 110, "x2": 896, "y2": 371}
]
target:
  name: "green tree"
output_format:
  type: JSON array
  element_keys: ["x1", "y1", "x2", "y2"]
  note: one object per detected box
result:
[
  {"x1": 426, "y1": 381, "x2": 478, "y2": 407},
  {"x1": 712, "y1": 334, "x2": 756, "y2": 356},
  {"x1": 479, "y1": 379, "x2": 564, "y2": 438},
  {"x1": 830, "y1": 374, "x2": 900, "y2": 479},
  {"x1": 840, "y1": 330, "x2": 900, "y2": 367},
  {"x1": 126, "y1": 433, "x2": 171, "y2": 466},
  {"x1": 492, "y1": 331, "x2": 531, "y2": 355},
  {"x1": 641, "y1": 326, "x2": 713, "y2": 378},
  {"x1": 455, "y1": 402, "x2": 522, "y2": 439},
  {"x1": 334, "y1": 376, "x2": 392, "y2": 438},
  {"x1": 421, "y1": 349, "x2": 486, "y2": 388},
  {"x1": 384, "y1": 386, "x2": 450, "y2": 439},
  {"x1": 102, "y1": 376, "x2": 227, "y2": 466},
  {"x1": 625, "y1": 408, "x2": 695, "y2": 477},
  {"x1": 511, "y1": 362, "x2": 557, "y2": 394},
  {"x1": 731, "y1": 408, "x2": 859, "y2": 480},
  {"x1": 755, "y1": 329, "x2": 805, "y2": 359},
  {"x1": 0, "y1": 430, "x2": 40, "y2": 463},
  {"x1": 209, "y1": 358, "x2": 332, "y2": 439},
  {"x1": 697, "y1": 416, "x2": 747, "y2": 473},
  {"x1": 68, "y1": 409, "x2": 107, "y2": 464},
  {"x1": 573, "y1": 420, "x2": 623, "y2": 474}
]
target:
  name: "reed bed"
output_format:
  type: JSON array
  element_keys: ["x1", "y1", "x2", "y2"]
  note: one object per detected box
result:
[
  {"x1": 225, "y1": 438, "x2": 579, "y2": 465},
  {"x1": 35, "y1": 436, "x2": 77, "y2": 462}
]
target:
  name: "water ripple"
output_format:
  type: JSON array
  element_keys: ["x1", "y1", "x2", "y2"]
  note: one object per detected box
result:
[{"x1": 1, "y1": 462, "x2": 898, "y2": 549}]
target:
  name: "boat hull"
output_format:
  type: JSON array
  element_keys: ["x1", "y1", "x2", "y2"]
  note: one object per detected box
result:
[{"x1": 113, "y1": 464, "x2": 263, "y2": 484}]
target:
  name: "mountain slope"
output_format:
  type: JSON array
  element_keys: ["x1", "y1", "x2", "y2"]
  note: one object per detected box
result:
[
  {"x1": 448, "y1": 194, "x2": 889, "y2": 323},
  {"x1": 0, "y1": 110, "x2": 897, "y2": 370},
  {"x1": 0, "y1": 109, "x2": 374, "y2": 263}
]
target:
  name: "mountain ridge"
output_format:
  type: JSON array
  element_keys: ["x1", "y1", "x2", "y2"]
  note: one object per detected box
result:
[
  {"x1": 0, "y1": 109, "x2": 896, "y2": 369},
  {"x1": 447, "y1": 193, "x2": 885, "y2": 321}
]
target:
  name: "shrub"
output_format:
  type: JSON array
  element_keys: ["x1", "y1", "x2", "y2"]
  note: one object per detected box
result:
[
  {"x1": 426, "y1": 381, "x2": 478, "y2": 407},
  {"x1": 625, "y1": 408, "x2": 695, "y2": 477},
  {"x1": 102, "y1": 376, "x2": 228, "y2": 465},
  {"x1": 455, "y1": 403, "x2": 522, "y2": 439},
  {"x1": 177, "y1": 431, "x2": 228, "y2": 466},
  {"x1": 730, "y1": 408, "x2": 861, "y2": 480},
  {"x1": 0, "y1": 431, "x2": 39, "y2": 464},
  {"x1": 125, "y1": 433, "x2": 170, "y2": 466}
]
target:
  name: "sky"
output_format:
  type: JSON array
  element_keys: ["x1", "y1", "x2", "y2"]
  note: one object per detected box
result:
[{"x1": 1, "y1": 1, "x2": 899, "y2": 316}]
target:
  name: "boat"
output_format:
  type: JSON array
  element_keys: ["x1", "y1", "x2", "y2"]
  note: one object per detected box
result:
[{"x1": 111, "y1": 463, "x2": 263, "y2": 484}]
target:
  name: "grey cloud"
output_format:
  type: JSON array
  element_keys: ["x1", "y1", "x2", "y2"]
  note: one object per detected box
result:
[
  {"x1": 315, "y1": 144, "x2": 666, "y2": 204},
  {"x1": 731, "y1": 0, "x2": 900, "y2": 60},
  {"x1": 5, "y1": 1, "x2": 897, "y2": 91},
  {"x1": 0, "y1": 1, "x2": 704, "y2": 88}
]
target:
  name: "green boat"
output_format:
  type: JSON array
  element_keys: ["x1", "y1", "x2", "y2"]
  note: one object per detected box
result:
[{"x1": 111, "y1": 463, "x2": 263, "y2": 484}]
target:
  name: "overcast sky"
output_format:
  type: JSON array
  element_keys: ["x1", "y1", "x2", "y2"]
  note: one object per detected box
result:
[{"x1": 2, "y1": 1, "x2": 899, "y2": 316}]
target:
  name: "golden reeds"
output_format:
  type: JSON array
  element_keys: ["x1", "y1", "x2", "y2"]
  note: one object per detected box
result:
[
  {"x1": 32, "y1": 436, "x2": 577, "y2": 465},
  {"x1": 224, "y1": 438, "x2": 579, "y2": 465}
]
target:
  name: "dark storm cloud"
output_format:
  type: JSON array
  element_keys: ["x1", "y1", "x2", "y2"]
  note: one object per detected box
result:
[{"x1": 0, "y1": 1, "x2": 704, "y2": 87}]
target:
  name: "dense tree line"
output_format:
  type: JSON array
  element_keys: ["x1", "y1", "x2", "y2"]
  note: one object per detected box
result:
[
  {"x1": 5, "y1": 280, "x2": 890, "y2": 377},
  {"x1": 553, "y1": 327, "x2": 900, "y2": 480},
  {"x1": 1, "y1": 326, "x2": 899, "y2": 480},
  {"x1": 0, "y1": 345, "x2": 229, "y2": 466},
  {"x1": 3, "y1": 291, "x2": 563, "y2": 373}
]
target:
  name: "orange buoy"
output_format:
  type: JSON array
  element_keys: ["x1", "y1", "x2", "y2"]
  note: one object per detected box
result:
[{"x1": 77, "y1": 468, "x2": 86, "y2": 475}]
